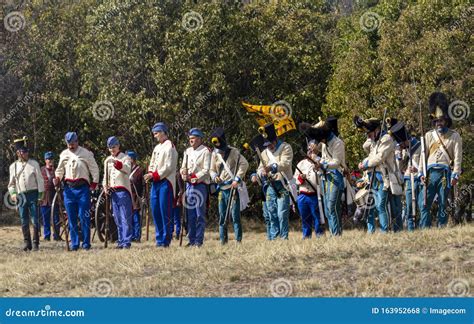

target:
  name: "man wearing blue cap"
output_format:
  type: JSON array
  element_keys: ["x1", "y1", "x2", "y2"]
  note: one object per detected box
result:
[
  {"x1": 256, "y1": 123, "x2": 293, "y2": 240},
  {"x1": 144, "y1": 122, "x2": 178, "y2": 248},
  {"x1": 103, "y1": 136, "x2": 133, "y2": 249},
  {"x1": 127, "y1": 150, "x2": 144, "y2": 242},
  {"x1": 54, "y1": 132, "x2": 100, "y2": 250},
  {"x1": 40, "y1": 151, "x2": 61, "y2": 241},
  {"x1": 180, "y1": 128, "x2": 211, "y2": 247},
  {"x1": 8, "y1": 137, "x2": 44, "y2": 251}
]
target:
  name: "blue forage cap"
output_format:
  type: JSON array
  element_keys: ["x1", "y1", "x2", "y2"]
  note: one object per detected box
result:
[
  {"x1": 44, "y1": 151, "x2": 54, "y2": 160},
  {"x1": 152, "y1": 122, "x2": 168, "y2": 133},
  {"x1": 188, "y1": 127, "x2": 204, "y2": 138},
  {"x1": 64, "y1": 132, "x2": 78, "y2": 144},
  {"x1": 107, "y1": 136, "x2": 120, "y2": 148},
  {"x1": 126, "y1": 150, "x2": 137, "y2": 160}
]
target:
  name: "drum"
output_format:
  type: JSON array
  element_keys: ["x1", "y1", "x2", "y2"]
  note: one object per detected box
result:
[{"x1": 354, "y1": 188, "x2": 369, "y2": 208}]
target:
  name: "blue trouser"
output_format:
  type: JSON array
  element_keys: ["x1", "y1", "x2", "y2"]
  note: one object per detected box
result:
[
  {"x1": 297, "y1": 193, "x2": 323, "y2": 238},
  {"x1": 366, "y1": 205, "x2": 377, "y2": 233},
  {"x1": 419, "y1": 168, "x2": 450, "y2": 228},
  {"x1": 150, "y1": 179, "x2": 173, "y2": 247},
  {"x1": 172, "y1": 206, "x2": 181, "y2": 237},
  {"x1": 323, "y1": 174, "x2": 343, "y2": 236},
  {"x1": 132, "y1": 209, "x2": 141, "y2": 241},
  {"x1": 405, "y1": 178, "x2": 420, "y2": 231},
  {"x1": 261, "y1": 201, "x2": 270, "y2": 240},
  {"x1": 41, "y1": 205, "x2": 60, "y2": 239},
  {"x1": 218, "y1": 188, "x2": 242, "y2": 243},
  {"x1": 265, "y1": 181, "x2": 289, "y2": 240},
  {"x1": 374, "y1": 179, "x2": 403, "y2": 233},
  {"x1": 111, "y1": 190, "x2": 133, "y2": 248},
  {"x1": 185, "y1": 183, "x2": 208, "y2": 246},
  {"x1": 63, "y1": 184, "x2": 90, "y2": 250},
  {"x1": 18, "y1": 191, "x2": 39, "y2": 227}
]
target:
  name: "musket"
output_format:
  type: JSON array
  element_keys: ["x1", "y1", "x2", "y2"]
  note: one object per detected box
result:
[
  {"x1": 104, "y1": 158, "x2": 111, "y2": 248},
  {"x1": 406, "y1": 130, "x2": 417, "y2": 223},
  {"x1": 412, "y1": 70, "x2": 428, "y2": 206},
  {"x1": 179, "y1": 153, "x2": 188, "y2": 246},
  {"x1": 53, "y1": 184, "x2": 70, "y2": 251},
  {"x1": 144, "y1": 179, "x2": 150, "y2": 241},
  {"x1": 223, "y1": 152, "x2": 241, "y2": 233}
]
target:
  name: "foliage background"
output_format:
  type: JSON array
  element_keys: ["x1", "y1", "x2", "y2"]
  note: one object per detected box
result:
[{"x1": 0, "y1": 0, "x2": 472, "y2": 212}]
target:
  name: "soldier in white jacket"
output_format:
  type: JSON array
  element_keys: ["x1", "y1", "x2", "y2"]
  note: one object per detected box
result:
[
  {"x1": 54, "y1": 132, "x2": 100, "y2": 251},
  {"x1": 209, "y1": 127, "x2": 249, "y2": 245},
  {"x1": 419, "y1": 92, "x2": 463, "y2": 228},
  {"x1": 257, "y1": 123, "x2": 293, "y2": 240},
  {"x1": 180, "y1": 128, "x2": 211, "y2": 247},
  {"x1": 144, "y1": 123, "x2": 178, "y2": 248},
  {"x1": 103, "y1": 136, "x2": 133, "y2": 249},
  {"x1": 391, "y1": 123, "x2": 422, "y2": 231},
  {"x1": 356, "y1": 117, "x2": 403, "y2": 233},
  {"x1": 8, "y1": 138, "x2": 44, "y2": 251}
]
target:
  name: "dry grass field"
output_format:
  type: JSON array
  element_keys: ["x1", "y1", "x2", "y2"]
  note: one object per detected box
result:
[{"x1": 0, "y1": 223, "x2": 472, "y2": 298}]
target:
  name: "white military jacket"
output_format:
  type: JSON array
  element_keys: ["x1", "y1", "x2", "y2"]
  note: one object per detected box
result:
[
  {"x1": 181, "y1": 144, "x2": 212, "y2": 185},
  {"x1": 257, "y1": 141, "x2": 293, "y2": 183},
  {"x1": 294, "y1": 158, "x2": 319, "y2": 194},
  {"x1": 421, "y1": 129, "x2": 462, "y2": 177},
  {"x1": 320, "y1": 135, "x2": 346, "y2": 174},
  {"x1": 365, "y1": 134, "x2": 403, "y2": 195},
  {"x1": 55, "y1": 146, "x2": 100, "y2": 185},
  {"x1": 148, "y1": 139, "x2": 178, "y2": 193},
  {"x1": 8, "y1": 159, "x2": 44, "y2": 195},
  {"x1": 210, "y1": 147, "x2": 249, "y2": 190},
  {"x1": 103, "y1": 152, "x2": 132, "y2": 194}
]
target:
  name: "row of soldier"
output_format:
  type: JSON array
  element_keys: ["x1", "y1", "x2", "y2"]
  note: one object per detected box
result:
[{"x1": 7, "y1": 91, "x2": 462, "y2": 251}]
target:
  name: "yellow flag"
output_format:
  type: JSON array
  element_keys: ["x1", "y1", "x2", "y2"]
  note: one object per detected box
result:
[{"x1": 242, "y1": 101, "x2": 296, "y2": 136}]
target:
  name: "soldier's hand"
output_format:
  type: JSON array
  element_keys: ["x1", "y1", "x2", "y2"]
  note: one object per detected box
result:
[
  {"x1": 143, "y1": 173, "x2": 153, "y2": 182},
  {"x1": 300, "y1": 174, "x2": 307, "y2": 180},
  {"x1": 231, "y1": 181, "x2": 239, "y2": 189},
  {"x1": 409, "y1": 166, "x2": 418, "y2": 173},
  {"x1": 53, "y1": 177, "x2": 60, "y2": 187},
  {"x1": 312, "y1": 161, "x2": 321, "y2": 170},
  {"x1": 358, "y1": 162, "x2": 365, "y2": 170},
  {"x1": 451, "y1": 178, "x2": 458, "y2": 187},
  {"x1": 214, "y1": 176, "x2": 222, "y2": 184},
  {"x1": 420, "y1": 176, "x2": 426, "y2": 184}
]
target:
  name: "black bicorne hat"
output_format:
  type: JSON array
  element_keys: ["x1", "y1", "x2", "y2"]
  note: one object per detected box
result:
[
  {"x1": 326, "y1": 116, "x2": 339, "y2": 136},
  {"x1": 353, "y1": 116, "x2": 380, "y2": 133},
  {"x1": 388, "y1": 122, "x2": 409, "y2": 143}
]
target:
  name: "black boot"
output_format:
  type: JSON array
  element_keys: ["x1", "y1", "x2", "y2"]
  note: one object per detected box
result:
[
  {"x1": 21, "y1": 225, "x2": 32, "y2": 251},
  {"x1": 32, "y1": 226, "x2": 40, "y2": 251}
]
